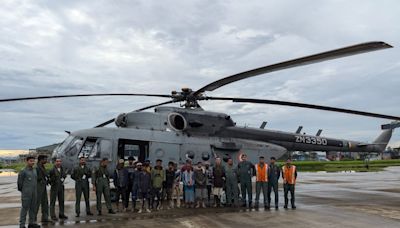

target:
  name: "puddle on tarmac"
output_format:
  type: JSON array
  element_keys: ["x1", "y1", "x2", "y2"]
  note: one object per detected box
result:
[{"x1": 0, "y1": 169, "x2": 17, "y2": 177}]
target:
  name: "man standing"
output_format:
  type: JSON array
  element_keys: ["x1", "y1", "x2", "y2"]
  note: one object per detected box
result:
[
  {"x1": 282, "y1": 158, "x2": 297, "y2": 209},
  {"x1": 35, "y1": 155, "x2": 49, "y2": 224},
  {"x1": 173, "y1": 163, "x2": 181, "y2": 208},
  {"x1": 268, "y1": 156, "x2": 280, "y2": 210},
  {"x1": 182, "y1": 161, "x2": 195, "y2": 208},
  {"x1": 151, "y1": 159, "x2": 165, "y2": 210},
  {"x1": 18, "y1": 156, "x2": 40, "y2": 228},
  {"x1": 49, "y1": 158, "x2": 68, "y2": 221},
  {"x1": 254, "y1": 156, "x2": 269, "y2": 209},
  {"x1": 71, "y1": 157, "x2": 93, "y2": 217},
  {"x1": 126, "y1": 156, "x2": 136, "y2": 210},
  {"x1": 137, "y1": 163, "x2": 152, "y2": 213},
  {"x1": 204, "y1": 162, "x2": 213, "y2": 206},
  {"x1": 212, "y1": 157, "x2": 225, "y2": 207},
  {"x1": 194, "y1": 162, "x2": 207, "y2": 208},
  {"x1": 225, "y1": 158, "x2": 239, "y2": 207},
  {"x1": 164, "y1": 162, "x2": 176, "y2": 209},
  {"x1": 237, "y1": 153, "x2": 255, "y2": 207},
  {"x1": 113, "y1": 159, "x2": 129, "y2": 212},
  {"x1": 92, "y1": 158, "x2": 115, "y2": 215},
  {"x1": 131, "y1": 162, "x2": 141, "y2": 212}
]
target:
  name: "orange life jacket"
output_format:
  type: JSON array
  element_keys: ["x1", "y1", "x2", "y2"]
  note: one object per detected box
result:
[
  {"x1": 255, "y1": 163, "x2": 269, "y2": 182},
  {"x1": 282, "y1": 165, "x2": 296, "y2": 184}
]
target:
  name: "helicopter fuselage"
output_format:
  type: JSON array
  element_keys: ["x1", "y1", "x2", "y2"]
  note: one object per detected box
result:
[{"x1": 53, "y1": 106, "x2": 393, "y2": 173}]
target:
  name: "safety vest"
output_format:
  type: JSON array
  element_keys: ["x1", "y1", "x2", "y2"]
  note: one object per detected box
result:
[
  {"x1": 255, "y1": 163, "x2": 269, "y2": 182},
  {"x1": 282, "y1": 165, "x2": 296, "y2": 184}
]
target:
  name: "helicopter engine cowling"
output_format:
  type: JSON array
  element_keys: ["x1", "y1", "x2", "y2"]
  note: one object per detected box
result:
[{"x1": 168, "y1": 112, "x2": 188, "y2": 131}]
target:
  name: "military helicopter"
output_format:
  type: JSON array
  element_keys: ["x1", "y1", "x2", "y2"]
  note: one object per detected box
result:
[{"x1": 1, "y1": 41, "x2": 399, "y2": 173}]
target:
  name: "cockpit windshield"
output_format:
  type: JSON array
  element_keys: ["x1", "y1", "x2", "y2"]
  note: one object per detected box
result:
[
  {"x1": 53, "y1": 135, "x2": 83, "y2": 158},
  {"x1": 53, "y1": 135, "x2": 112, "y2": 161}
]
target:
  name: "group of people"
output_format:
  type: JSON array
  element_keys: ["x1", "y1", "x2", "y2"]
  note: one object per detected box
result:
[
  {"x1": 17, "y1": 153, "x2": 298, "y2": 228},
  {"x1": 18, "y1": 155, "x2": 68, "y2": 228}
]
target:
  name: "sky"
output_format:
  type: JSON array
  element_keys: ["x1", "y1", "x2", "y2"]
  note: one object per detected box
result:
[{"x1": 0, "y1": 0, "x2": 400, "y2": 152}]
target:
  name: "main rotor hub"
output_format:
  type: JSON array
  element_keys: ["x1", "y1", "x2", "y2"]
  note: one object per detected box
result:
[{"x1": 171, "y1": 88, "x2": 205, "y2": 108}]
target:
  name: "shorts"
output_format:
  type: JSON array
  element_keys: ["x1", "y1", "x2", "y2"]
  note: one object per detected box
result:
[
  {"x1": 212, "y1": 187, "x2": 223, "y2": 197},
  {"x1": 195, "y1": 187, "x2": 207, "y2": 200}
]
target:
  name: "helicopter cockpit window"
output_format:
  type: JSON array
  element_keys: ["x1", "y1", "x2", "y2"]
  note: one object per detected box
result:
[
  {"x1": 85, "y1": 138, "x2": 112, "y2": 160},
  {"x1": 54, "y1": 136, "x2": 82, "y2": 158},
  {"x1": 78, "y1": 137, "x2": 97, "y2": 158}
]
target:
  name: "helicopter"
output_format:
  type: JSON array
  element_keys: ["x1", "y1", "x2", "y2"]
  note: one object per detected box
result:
[{"x1": 1, "y1": 41, "x2": 399, "y2": 173}]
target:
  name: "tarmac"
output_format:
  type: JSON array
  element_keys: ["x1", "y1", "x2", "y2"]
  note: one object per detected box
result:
[{"x1": 0, "y1": 167, "x2": 399, "y2": 227}]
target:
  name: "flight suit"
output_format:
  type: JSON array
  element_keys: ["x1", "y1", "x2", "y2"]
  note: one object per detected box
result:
[
  {"x1": 237, "y1": 160, "x2": 255, "y2": 206},
  {"x1": 35, "y1": 164, "x2": 49, "y2": 222},
  {"x1": 49, "y1": 166, "x2": 67, "y2": 218},
  {"x1": 267, "y1": 163, "x2": 280, "y2": 208},
  {"x1": 71, "y1": 165, "x2": 92, "y2": 215},
  {"x1": 92, "y1": 166, "x2": 113, "y2": 213},
  {"x1": 18, "y1": 166, "x2": 38, "y2": 228},
  {"x1": 225, "y1": 165, "x2": 239, "y2": 206}
]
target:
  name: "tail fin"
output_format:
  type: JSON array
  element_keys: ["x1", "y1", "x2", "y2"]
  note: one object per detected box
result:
[{"x1": 372, "y1": 121, "x2": 400, "y2": 151}]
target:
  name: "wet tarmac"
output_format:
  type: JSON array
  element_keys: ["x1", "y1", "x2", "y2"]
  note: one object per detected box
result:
[{"x1": 0, "y1": 167, "x2": 399, "y2": 227}]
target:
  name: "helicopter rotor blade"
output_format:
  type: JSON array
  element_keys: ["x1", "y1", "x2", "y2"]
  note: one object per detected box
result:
[
  {"x1": 94, "y1": 118, "x2": 116, "y2": 128},
  {"x1": 0, "y1": 93, "x2": 172, "y2": 103},
  {"x1": 193, "y1": 41, "x2": 392, "y2": 96},
  {"x1": 206, "y1": 96, "x2": 400, "y2": 121},
  {"x1": 94, "y1": 99, "x2": 176, "y2": 128}
]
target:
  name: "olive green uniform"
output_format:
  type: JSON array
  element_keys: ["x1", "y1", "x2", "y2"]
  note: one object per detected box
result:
[
  {"x1": 71, "y1": 165, "x2": 92, "y2": 215},
  {"x1": 237, "y1": 160, "x2": 255, "y2": 206},
  {"x1": 35, "y1": 164, "x2": 49, "y2": 222},
  {"x1": 92, "y1": 166, "x2": 112, "y2": 213},
  {"x1": 49, "y1": 166, "x2": 67, "y2": 218},
  {"x1": 18, "y1": 166, "x2": 38, "y2": 227}
]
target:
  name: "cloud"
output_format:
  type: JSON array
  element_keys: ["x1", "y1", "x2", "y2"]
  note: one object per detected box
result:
[{"x1": 0, "y1": 0, "x2": 399, "y2": 149}]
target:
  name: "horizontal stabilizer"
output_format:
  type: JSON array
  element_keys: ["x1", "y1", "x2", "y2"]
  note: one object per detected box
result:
[{"x1": 381, "y1": 121, "x2": 400, "y2": 130}]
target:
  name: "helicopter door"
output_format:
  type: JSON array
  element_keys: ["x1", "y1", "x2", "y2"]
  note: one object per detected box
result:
[{"x1": 118, "y1": 139, "x2": 149, "y2": 162}]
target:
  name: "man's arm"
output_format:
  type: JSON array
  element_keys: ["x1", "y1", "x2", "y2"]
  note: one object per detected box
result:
[
  {"x1": 71, "y1": 168, "x2": 77, "y2": 181},
  {"x1": 113, "y1": 170, "x2": 118, "y2": 187},
  {"x1": 17, "y1": 170, "x2": 24, "y2": 192}
]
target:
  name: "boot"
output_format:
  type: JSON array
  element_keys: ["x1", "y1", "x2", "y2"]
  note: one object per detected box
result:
[
  {"x1": 213, "y1": 196, "x2": 218, "y2": 207},
  {"x1": 132, "y1": 201, "x2": 137, "y2": 212}
]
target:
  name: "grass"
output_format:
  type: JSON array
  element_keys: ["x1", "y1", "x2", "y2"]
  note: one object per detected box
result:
[
  {"x1": 2, "y1": 162, "x2": 53, "y2": 172},
  {"x1": 279, "y1": 159, "x2": 400, "y2": 172}
]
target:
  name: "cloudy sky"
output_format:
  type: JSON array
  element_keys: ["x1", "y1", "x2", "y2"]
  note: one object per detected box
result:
[{"x1": 0, "y1": 0, "x2": 400, "y2": 151}]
